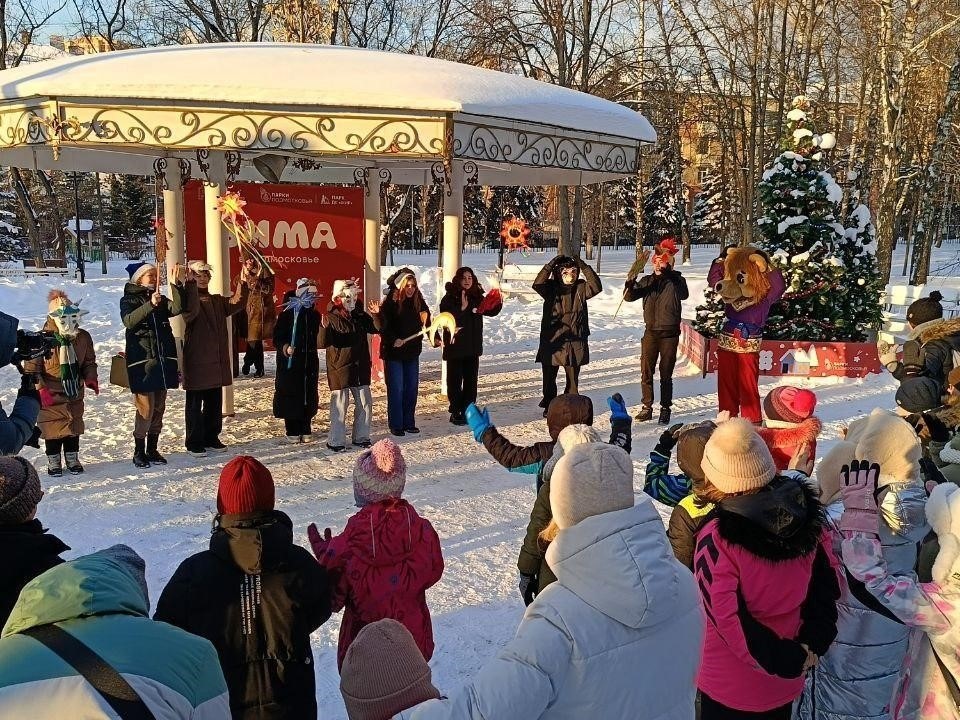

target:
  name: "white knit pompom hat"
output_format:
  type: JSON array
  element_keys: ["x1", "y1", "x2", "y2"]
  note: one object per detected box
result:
[{"x1": 700, "y1": 417, "x2": 777, "y2": 494}]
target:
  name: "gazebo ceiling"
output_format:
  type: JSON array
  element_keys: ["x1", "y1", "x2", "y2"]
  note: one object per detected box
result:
[{"x1": 0, "y1": 44, "x2": 656, "y2": 185}]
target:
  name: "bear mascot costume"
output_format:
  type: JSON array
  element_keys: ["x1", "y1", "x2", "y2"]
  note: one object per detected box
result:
[{"x1": 707, "y1": 246, "x2": 785, "y2": 422}]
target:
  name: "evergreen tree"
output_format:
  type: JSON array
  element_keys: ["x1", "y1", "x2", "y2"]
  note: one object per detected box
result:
[
  {"x1": 485, "y1": 186, "x2": 543, "y2": 244},
  {"x1": 835, "y1": 201, "x2": 884, "y2": 339},
  {"x1": 607, "y1": 174, "x2": 639, "y2": 246},
  {"x1": 753, "y1": 96, "x2": 879, "y2": 341},
  {"x1": 691, "y1": 168, "x2": 725, "y2": 245},
  {"x1": 107, "y1": 174, "x2": 153, "y2": 243},
  {"x1": 0, "y1": 187, "x2": 26, "y2": 261},
  {"x1": 642, "y1": 143, "x2": 683, "y2": 246}
]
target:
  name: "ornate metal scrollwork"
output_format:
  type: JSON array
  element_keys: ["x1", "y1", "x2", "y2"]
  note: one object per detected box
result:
[
  {"x1": 353, "y1": 168, "x2": 370, "y2": 195},
  {"x1": 153, "y1": 158, "x2": 169, "y2": 190},
  {"x1": 178, "y1": 159, "x2": 191, "y2": 185},
  {"x1": 225, "y1": 150, "x2": 242, "y2": 181},
  {"x1": 291, "y1": 157, "x2": 320, "y2": 171},
  {"x1": 378, "y1": 168, "x2": 392, "y2": 186},
  {"x1": 430, "y1": 161, "x2": 450, "y2": 196},
  {"x1": 196, "y1": 149, "x2": 211, "y2": 179},
  {"x1": 463, "y1": 160, "x2": 479, "y2": 185}
]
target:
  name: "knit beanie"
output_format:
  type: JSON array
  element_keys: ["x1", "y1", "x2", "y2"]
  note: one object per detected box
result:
[
  {"x1": 676, "y1": 421, "x2": 717, "y2": 484},
  {"x1": 763, "y1": 386, "x2": 817, "y2": 424},
  {"x1": 0, "y1": 456, "x2": 42, "y2": 524},
  {"x1": 340, "y1": 619, "x2": 440, "y2": 720},
  {"x1": 700, "y1": 417, "x2": 777, "y2": 494},
  {"x1": 217, "y1": 456, "x2": 275, "y2": 515},
  {"x1": 895, "y1": 377, "x2": 943, "y2": 413},
  {"x1": 126, "y1": 262, "x2": 155, "y2": 285},
  {"x1": 907, "y1": 291, "x2": 943, "y2": 326},
  {"x1": 354, "y1": 439, "x2": 406, "y2": 507},
  {"x1": 550, "y1": 442, "x2": 634, "y2": 529}
]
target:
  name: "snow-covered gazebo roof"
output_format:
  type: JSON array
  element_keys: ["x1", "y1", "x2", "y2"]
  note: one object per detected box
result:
[{"x1": 0, "y1": 43, "x2": 655, "y2": 186}]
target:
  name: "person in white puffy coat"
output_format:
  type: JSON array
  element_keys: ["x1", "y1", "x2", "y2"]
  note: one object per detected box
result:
[{"x1": 408, "y1": 441, "x2": 705, "y2": 720}]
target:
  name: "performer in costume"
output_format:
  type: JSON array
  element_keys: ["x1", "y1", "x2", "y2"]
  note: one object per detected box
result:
[
  {"x1": 707, "y1": 246, "x2": 784, "y2": 423},
  {"x1": 25, "y1": 291, "x2": 98, "y2": 476},
  {"x1": 624, "y1": 238, "x2": 688, "y2": 425},
  {"x1": 273, "y1": 278, "x2": 322, "y2": 443}
]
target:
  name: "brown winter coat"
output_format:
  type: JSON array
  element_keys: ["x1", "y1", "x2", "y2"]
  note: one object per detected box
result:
[
  {"x1": 24, "y1": 322, "x2": 97, "y2": 440},
  {"x1": 181, "y1": 281, "x2": 248, "y2": 391},
  {"x1": 245, "y1": 275, "x2": 276, "y2": 342}
]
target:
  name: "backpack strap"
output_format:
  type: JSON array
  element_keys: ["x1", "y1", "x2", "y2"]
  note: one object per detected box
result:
[{"x1": 22, "y1": 624, "x2": 157, "y2": 720}]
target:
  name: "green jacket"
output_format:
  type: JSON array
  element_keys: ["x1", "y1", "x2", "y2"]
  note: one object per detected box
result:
[{"x1": 0, "y1": 548, "x2": 229, "y2": 719}]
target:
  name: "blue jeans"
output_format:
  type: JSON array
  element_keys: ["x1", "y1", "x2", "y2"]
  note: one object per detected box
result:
[{"x1": 385, "y1": 359, "x2": 419, "y2": 430}]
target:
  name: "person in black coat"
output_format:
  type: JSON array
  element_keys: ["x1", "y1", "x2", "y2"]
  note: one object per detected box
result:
[
  {"x1": 0, "y1": 456, "x2": 69, "y2": 627},
  {"x1": 273, "y1": 279, "x2": 322, "y2": 443},
  {"x1": 532, "y1": 254, "x2": 602, "y2": 414},
  {"x1": 623, "y1": 239, "x2": 689, "y2": 425},
  {"x1": 120, "y1": 261, "x2": 185, "y2": 469},
  {"x1": 438, "y1": 267, "x2": 502, "y2": 426},
  {"x1": 371, "y1": 268, "x2": 431, "y2": 436},
  {"x1": 155, "y1": 456, "x2": 332, "y2": 720},
  {"x1": 320, "y1": 278, "x2": 379, "y2": 452}
]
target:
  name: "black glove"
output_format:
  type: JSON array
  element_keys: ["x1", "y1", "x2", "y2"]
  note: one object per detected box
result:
[
  {"x1": 519, "y1": 573, "x2": 538, "y2": 606},
  {"x1": 918, "y1": 412, "x2": 950, "y2": 443},
  {"x1": 920, "y1": 456, "x2": 948, "y2": 487},
  {"x1": 18, "y1": 376, "x2": 39, "y2": 402},
  {"x1": 654, "y1": 423, "x2": 684, "y2": 454},
  {"x1": 24, "y1": 426, "x2": 41, "y2": 449}
]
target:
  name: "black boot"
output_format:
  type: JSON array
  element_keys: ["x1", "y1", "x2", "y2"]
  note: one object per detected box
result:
[
  {"x1": 146, "y1": 434, "x2": 167, "y2": 464},
  {"x1": 635, "y1": 406, "x2": 653, "y2": 422},
  {"x1": 658, "y1": 407, "x2": 672, "y2": 425},
  {"x1": 133, "y1": 438, "x2": 151, "y2": 469}
]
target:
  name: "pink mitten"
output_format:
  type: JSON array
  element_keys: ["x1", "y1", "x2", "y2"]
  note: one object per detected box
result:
[
  {"x1": 839, "y1": 460, "x2": 881, "y2": 535},
  {"x1": 39, "y1": 387, "x2": 55, "y2": 408},
  {"x1": 307, "y1": 523, "x2": 333, "y2": 560}
]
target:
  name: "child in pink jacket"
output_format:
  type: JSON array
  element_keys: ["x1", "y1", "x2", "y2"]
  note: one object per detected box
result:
[
  {"x1": 692, "y1": 418, "x2": 840, "y2": 719},
  {"x1": 307, "y1": 439, "x2": 444, "y2": 671}
]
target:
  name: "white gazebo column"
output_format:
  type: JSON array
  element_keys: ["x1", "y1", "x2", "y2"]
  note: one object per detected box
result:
[
  {"x1": 363, "y1": 171, "x2": 383, "y2": 303},
  {"x1": 162, "y1": 161, "x2": 186, "y2": 348},
  {"x1": 202, "y1": 152, "x2": 235, "y2": 416},
  {"x1": 440, "y1": 162, "x2": 464, "y2": 395}
]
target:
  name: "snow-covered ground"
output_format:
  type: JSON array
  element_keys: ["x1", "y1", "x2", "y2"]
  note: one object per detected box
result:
[{"x1": 0, "y1": 242, "x2": 955, "y2": 716}]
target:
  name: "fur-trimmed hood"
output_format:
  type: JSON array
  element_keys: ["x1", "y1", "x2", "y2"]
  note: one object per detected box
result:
[
  {"x1": 757, "y1": 417, "x2": 822, "y2": 449},
  {"x1": 715, "y1": 475, "x2": 824, "y2": 561},
  {"x1": 915, "y1": 316, "x2": 960, "y2": 345}
]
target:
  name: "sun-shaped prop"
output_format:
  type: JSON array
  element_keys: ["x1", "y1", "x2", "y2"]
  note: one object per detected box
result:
[{"x1": 500, "y1": 217, "x2": 531, "y2": 255}]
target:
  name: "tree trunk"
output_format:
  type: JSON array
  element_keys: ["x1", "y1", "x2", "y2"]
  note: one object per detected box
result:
[
  {"x1": 570, "y1": 186, "x2": 584, "y2": 257},
  {"x1": 558, "y1": 187, "x2": 575, "y2": 255},
  {"x1": 10, "y1": 168, "x2": 44, "y2": 265},
  {"x1": 36, "y1": 171, "x2": 66, "y2": 259},
  {"x1": 911, "y1": 45, "x2": 960, "y2": 285}
]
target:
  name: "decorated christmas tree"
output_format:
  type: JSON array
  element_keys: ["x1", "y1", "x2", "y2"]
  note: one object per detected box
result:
[
  {"x1": 642, "y1": 143, "x2": 683, "y2": 246},
  {"x1": 753, "y1": 96, "x2": 880, "y2": 341},
  {"x1": 691, "y1": 168, "x2": 725, "y2": 245}
]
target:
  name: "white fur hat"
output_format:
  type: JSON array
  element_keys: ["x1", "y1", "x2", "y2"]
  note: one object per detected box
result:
[
  {"x1": 188, "y1": 260, "x2": 212, "y2": 275},
  {"x1": 550, "y1": 442, "x2": 634, "y2": 529},
  {"x1": 333, "y1": 278, "x2": 360, "y2": 299},
  {"x1": 556, "y1": 424, "x2": 602, "y2": 452}
]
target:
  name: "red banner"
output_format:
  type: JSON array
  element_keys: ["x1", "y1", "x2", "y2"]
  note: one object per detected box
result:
[{"x1": 183, "y1": 180, "x2": 366, "y2": 303}]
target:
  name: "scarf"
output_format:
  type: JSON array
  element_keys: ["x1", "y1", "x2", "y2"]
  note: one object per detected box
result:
[{"x1": 54, "y1": 333, "x2": 81, "y2": 399}]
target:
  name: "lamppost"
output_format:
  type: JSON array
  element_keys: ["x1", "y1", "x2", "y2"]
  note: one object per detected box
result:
[{"x1": 72, "y1": 171, "x2": 85, "y2": 284}]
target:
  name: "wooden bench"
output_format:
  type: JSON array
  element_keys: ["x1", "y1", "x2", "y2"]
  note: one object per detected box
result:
[
  {"x1": 880, "y1": 284, "x2": 960, "y2": 342},
  {"x1": 494, "y1": 263, "x2": 545, "y2": 299},
  {"x1": 23, "y1": 258, "x2": 70, "y2": 275}
]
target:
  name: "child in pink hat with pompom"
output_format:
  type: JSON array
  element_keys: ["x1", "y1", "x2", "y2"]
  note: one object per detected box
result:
[{"x1": 308, "y1": 438, "x2": 444, "y2": 671}]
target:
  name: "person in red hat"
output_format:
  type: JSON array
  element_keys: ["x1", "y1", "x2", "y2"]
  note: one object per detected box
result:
[
  {"x1": 154, "y1": 455, "x2": 333, "y2": 719},
  {"x1": 624, "y1": 238, "x2": 688, "y2": 425},
  {"x1": 757, "y1": 386, "x2": 822, "y2": 471}
]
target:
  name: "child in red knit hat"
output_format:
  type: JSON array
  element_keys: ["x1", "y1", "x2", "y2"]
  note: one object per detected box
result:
[
  {"x1": 308, "y1": 438, "x2": 444, "y2": 670},
  {"x1": 758, "y1": 386, "x2": 821, "y2": 471},
  {"x1": 154, "y1": 455, "x2": 333, "y2": 718}
]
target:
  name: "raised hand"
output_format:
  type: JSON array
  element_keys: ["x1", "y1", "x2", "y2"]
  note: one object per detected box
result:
[
  {"x1": 465, "y1": 403, "x2": 492, "y2": 442},
  {"x1": 366, "y1": 299, "x2": 381, "y2": 315},
  {"x1": 788, "y1": 442, "x2": 814, "y2": 477},
  {"x1": 838, "y1": 460, "x2": 881, "y2": 535}
]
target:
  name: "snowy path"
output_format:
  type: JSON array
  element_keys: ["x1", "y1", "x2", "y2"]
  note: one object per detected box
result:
[{"x1": 0, "y1": 248, "x2": 904, "y2": 716}]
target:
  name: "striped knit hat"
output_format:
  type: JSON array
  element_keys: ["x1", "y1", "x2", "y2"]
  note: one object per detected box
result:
[{"x1": 353, "y1": 439, "x2": 406, "y2": 507}]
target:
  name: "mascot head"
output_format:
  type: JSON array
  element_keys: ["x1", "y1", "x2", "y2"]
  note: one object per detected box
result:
[
  {"x1": 332, "y1": 278, "x2": 361, "y2": 312},
  {"x1": 47, "y1": 290, "x2": 87, "y2": 337},
  {"x1": 714, "y1": 246, "x2": 773, "y2": 311},
  {"x1": 652, "y1": 238, "x2": 679, "y2": 273}
]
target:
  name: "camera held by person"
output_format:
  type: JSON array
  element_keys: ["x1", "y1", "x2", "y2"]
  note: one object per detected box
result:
[{"x1": 0, "y1": 310, "x2": 55, "y2": 455}]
